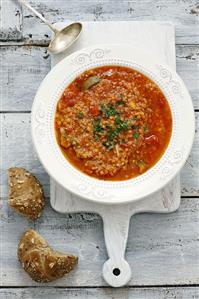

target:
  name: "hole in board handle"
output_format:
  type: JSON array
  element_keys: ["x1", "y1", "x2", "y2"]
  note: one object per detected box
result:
[{"x1": 113, "y1": 268, "x2": 121, "y2": 276}]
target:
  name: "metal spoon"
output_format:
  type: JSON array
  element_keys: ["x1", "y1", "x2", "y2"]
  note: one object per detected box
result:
[{"x1": 19, "y1": 0, "x2": 82, "y2": 54}]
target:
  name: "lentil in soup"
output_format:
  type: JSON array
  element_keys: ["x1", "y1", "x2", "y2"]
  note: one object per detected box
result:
[{"x1": 55, "y1": 66, "x2": 172, "y2": 180}]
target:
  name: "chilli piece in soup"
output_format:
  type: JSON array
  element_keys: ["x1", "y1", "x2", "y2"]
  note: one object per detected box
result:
[{"x1": 55, "y1": 66, "x2": 172, "y2": 180}]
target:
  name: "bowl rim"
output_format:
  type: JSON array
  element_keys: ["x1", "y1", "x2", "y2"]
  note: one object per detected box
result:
[{"x1": 31, "y1": 43, "x2": 195, "y2": 204}]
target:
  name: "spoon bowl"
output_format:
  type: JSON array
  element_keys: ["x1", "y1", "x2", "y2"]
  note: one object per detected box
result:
[
  {"x1": 19, "y1": 0, "x2": 82, "y2": 54},
  {"x1": 48, "y1": 23, "x2": 82, "y2": 54}
]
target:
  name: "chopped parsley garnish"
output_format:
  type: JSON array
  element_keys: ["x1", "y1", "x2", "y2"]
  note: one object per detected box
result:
[
  {"x1": 76, "y1": 112, "x2": 84, "y2": 119},
  {"x1": 114, "y1": 117, "x2": 129, "y2": 130},
  {"x1": 133, "y1": 132, "x2": 140, "y2": 139},
  {"x1": 106, "y1": 125, "x2": 119, "y2": 141},
  {"x1": 93, "y1": 118, "x2": 103, "y2": 132},
  {"x1": 100, "y1": 103, "x2": 119, "y2": 118},
  {"x1": 102, "y1": 140, "x2": 115, "y2": 151},
  {"x1": 116, "y1": 100, "x2": 125, "y2": 106},
  {"x1": 100, "y1": 104, "x2": 107, "y2": 115},
  {"x1": 131, "y1": 124, "x2": 139, "y2": 130},
  {"x1": 93, "y1": 118, "x2": 104, "y2": 139},
  {"x1": 93, "y1": 104, "x2": 129, "y2": 151},
  {"x1": 104, "y1": 117, "x2": 129, "y2": 150}
]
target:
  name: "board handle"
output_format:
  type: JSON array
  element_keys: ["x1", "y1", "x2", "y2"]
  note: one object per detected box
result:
[{"x1": 101, "y1": 207, "x2": 131, "y2": 287}]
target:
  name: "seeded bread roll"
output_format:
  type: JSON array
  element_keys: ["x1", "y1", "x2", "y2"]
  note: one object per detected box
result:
[
  {"x1": 18, "y1": 229, "x2": 78, "y2": 282},
  {"x1": 8, "y1": 168, "x2": 45, "y2": 220}
]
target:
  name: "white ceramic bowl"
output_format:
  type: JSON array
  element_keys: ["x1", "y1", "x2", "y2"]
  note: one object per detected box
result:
[{"x1": 31, "y1": 44, "x2": 195, "y2": 204}]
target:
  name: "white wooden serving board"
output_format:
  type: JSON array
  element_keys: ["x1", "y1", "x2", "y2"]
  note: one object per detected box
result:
[{"x1": 50, "y1": 21, "x2": 181, "y2": 287}]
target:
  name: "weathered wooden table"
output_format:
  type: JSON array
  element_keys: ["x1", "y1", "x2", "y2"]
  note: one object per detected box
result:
[{"x1": 0, "y1": 1, "x2": 199, "y2": 298}]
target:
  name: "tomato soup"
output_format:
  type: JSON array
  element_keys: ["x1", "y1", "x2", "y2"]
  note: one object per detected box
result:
[{"x1": 55, "y1": 66, "x2": 172, "y2": 180}]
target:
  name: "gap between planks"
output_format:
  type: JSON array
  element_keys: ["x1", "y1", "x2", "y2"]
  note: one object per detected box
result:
[
  {"x1": 0, "y1": 287, "x2": 199, "y2": 299},
  {"x1": 0, "y1": 42, "x2": 199, "y2": 47},
  {"x1": 1, "y1": 196, "x2": 199, "y2": 201},
  {"x1": 1, "y1": 284, "x2": 199, "y2": 289}
]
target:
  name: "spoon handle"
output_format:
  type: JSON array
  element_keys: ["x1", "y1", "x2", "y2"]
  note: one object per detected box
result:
[{"x1": 18, "y1": 0, "x2": 58, "y2": 33}]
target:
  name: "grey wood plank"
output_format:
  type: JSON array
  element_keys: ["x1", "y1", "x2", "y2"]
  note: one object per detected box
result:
[
  {"x1": 1, "y1": 113, "x2": 50, "y2": 197},
  {"x1": 0, "y1": 197, "x2": 199, "y2": 286},
  {"x1": 1, "y1": 112, "x2": 198, "y2": 198},
  {"x1": 0, "y1": 45, "x2": 198, "y2": 111},
  {"x1": 176, "y1": 45, "x2": 199, "y2": 110},
  {"x1": 0, "y1": 287, "x2": 199, "y2": 299},
  {"x1": 18, "y1": 0, "x2": 199, "y2": 45},
  {"x1": 0, "y1": 46, "x2": 50, "y2": 112},
  {"x1": 0, "y1": 0, "x2": 22, "y2": 41}
]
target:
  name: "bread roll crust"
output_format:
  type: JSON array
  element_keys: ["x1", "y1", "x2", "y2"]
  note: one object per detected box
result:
[
  {"x1": 8, "y1": 168, "x2": 45, "y2": 220},
  {"x1": 18, "y1": 229, "x2": 78, "y2": 282}
]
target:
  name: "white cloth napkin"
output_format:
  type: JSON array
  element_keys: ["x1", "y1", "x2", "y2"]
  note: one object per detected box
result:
[{"x1": 51, "y1": 21, "x2": 175, "y2": 69}]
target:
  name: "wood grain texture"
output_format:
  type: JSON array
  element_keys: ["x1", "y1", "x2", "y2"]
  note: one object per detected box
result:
[
  {"x1": 0, "y1": 0, "x2": 22, "y2": 41},
  {"x1": 0, "y1": 46, "x2": 50, "y2": 112},
  {"x1": 0, "y1": 196, "x2": 199, "y2": 286},
  {"x1": 0, "y1": 0, "x2": 199, "y2": 292},
  {"x1": 1, "y1": 113, "x2": 50, "y2": 197},
  {"x1": 0, "y1": 287, "x2": 199, "y2": 298},
  {"x1": 0, "y1": 45, "x2": 198, "y2": 111},
  {"x1": 1, "y1": 112, "x2": 198, "y2": 198},
  {"x1": 10, "y1": 0, "x2": 199, "y2": 45},
  {"x1": 176, "y1": 45, "x2": 199, "y2": 110}
]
